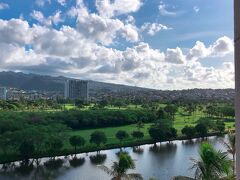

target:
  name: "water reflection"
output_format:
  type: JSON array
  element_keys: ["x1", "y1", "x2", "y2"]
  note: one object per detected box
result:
[
  {"x1": 1, "y1": 162, "x2": 16, "y2": 172},
  {"x1": 149, "y1": 143, "x2": 177, "y2": 154},
  {"x1": 0, "y1": 159, "x2": 67, "y2": 180},
  {"x1": 69, "y1": 157, "x2": 85, "y2": 167},
  {"x1": 32, "y1": 165, "x2": 55, "y2": 180},
  {"x1": 182, "y1": 140, "x2": 195, "y2": 145},
  {"x1": 44, "y1": 159, "x2": 64, "y2": 170},
  {"x1": 89, "y1": 154, "x2": 107, "y2": 165},
  {"x1": 15, "y1": 161, "x2": 34, "y2": 176},
  {"x1": 132, "y1": 146, "x2": 144, "y2": 154},
  {"x1": 0, "y1": 136, "x2": 228, "y2": 180}
]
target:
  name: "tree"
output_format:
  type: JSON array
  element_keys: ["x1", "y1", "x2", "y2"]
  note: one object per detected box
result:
[
  {"x1": 48, "y1": 137, "x2": 64, "y2": 155},
  {"x1": 148, "y1": 126, "x2": 166, "y2": 144},
  {"x1": 156, "y1": 108, "x2": 168, "y2": 119},
  {"x1": 164, "y1": 104, "x2": 178, "y2": 120},
  {"x1": 181, "y1": 126, "x2": 196, "y2": 140},
  {"x1": 184, "y1": 104, "x2": 195, "y2": 116},
  {"x1": 191, "y1": 143, "x2": 231, "y2": 180},
  {"x1": 75, "y1": 99, "x2": 85, "y2": 108},
  {"x1": 98, "y1": 153, "x2": 143, "y2": 180},
  {"x1": 136, "y1": 121, "x2": 144, "y2": 131},
  {"x1": 220, "y1": 106, "x2": 235, "y2": 119},
  {"x1": 195, "y1": 123, "x2": 208, "y2": 138},
  {"x1": 215, "y1": 120, "x2": 225, "y2": 134},
  {"x1": 19, "y1": 141, "x2": 35, "y2": 163},
  {"x1": 98, "y1": 99, "x2": 108, "y2": 108},
  {"x1": 148, "y1": 118, "x2": 172, "y2": 144},
  {"x1": 198, "y1": 117, "x2": 214, "y2": 130},
  {"x1": 90, "y1": 131, "x2": 107, "y2": 148},
  {"x1": 204, "y1": 105, "x2": 216, "y2": 117},
  {"x1": 113, "y1": 100, "x2": 126, "y2": 109},
  {"x1": 115, "y1": 130, "x2": 129, "y2": 144},
  {"x1": 131, "y1": 131, "x2": 144, "y2": 141},
  {"x1": 69, "y1": 136, "x2": 85, "y2": 155},
  {"x1": 166, "y1": 127, "x2": 177, "y2": 143}
]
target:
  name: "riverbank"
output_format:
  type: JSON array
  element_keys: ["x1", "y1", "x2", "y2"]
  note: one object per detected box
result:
[{"x1": 0, "y1": 132, "x2": 226, "y2": 164}]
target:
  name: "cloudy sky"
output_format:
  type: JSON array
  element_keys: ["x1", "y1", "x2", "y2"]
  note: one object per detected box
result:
[{"x1": 0, "y1": 0, "x2": 234, "y2": 90}]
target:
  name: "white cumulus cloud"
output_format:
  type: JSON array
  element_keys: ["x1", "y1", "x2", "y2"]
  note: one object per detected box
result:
[
  {"x1": 96, "y1": 0, "x2": 143, "y2": 18},
  {"x1": 141, "y1": 22, "x2": 172, "y2": 36},
  {"x1": 31, "y1": 10, "x2": 63, "y2": 26},
  {"x1": 186, "y1": 36, "x2": 233, "y2": 61},
  {"x1": 68, "y1": 0, "x2": 139, "y2": 45},
  {"x1": 0, "y1": 14, "x2": 234, "y2": 90}
]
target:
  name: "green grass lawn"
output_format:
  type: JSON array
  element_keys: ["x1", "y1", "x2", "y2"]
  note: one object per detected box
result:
[
  {"x1": 64, "y1": 106, "x2": 191, "y2": 147},
  {"x1": 64, "y1": 109, "x2": 235, "y2": 149},
  {"x1": 67, "y1": 123, "x2": 152, "y2": 146}
]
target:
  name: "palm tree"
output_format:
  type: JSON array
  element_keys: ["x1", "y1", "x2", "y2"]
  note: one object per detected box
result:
[
  {"x1": 221, "y1": 133, "x2": 236, "y2": 174},
  {"x1": 191, "y1": 143, "x2": 231, "y2": 180},
  {"x1": 98, "y1": 153, "x2": 143, "y2": 180}
]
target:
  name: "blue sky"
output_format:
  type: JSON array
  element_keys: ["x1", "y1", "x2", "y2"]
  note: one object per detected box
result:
[{"x1": 0, "y1": 0, "x2": 234, "y2": 89}]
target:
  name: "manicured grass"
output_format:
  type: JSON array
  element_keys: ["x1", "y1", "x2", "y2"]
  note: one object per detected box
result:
[
  {"x1": 64, "y1": 109, "x2": 235, "y2": 149},
  {"x1": 67, "y1": 123, "x2": 152, "y2": 146},
  {"x1": 63, "y1": 104, "x2": 76, "y2": 110},
  {"x1": 60, "y1": 103, "x2": 144, "y2": 111}
]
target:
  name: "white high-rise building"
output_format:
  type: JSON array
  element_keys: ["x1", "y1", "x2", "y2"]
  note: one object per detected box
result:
[
  {"x1": 0, "y1": 87, "x2": 7, "y2": 100},
  {"x1": 64, "y1": 80, "x2": 88, "y2": 101}
]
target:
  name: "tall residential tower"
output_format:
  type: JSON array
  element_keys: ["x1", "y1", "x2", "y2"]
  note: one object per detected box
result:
[
  {"x1": 64, "y1": 80, "x2": 88, "y2": 101},
  {"x1": 0, "y1": 87, "x2": 7, "y2": 100}
]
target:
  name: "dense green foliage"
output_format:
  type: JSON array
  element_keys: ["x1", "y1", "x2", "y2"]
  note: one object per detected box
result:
[
  {"x1": 56, "y1": 109, "x2": 156, "y2": 129},
  {"x1": 0, "y1": 99, "x2": 61, "y2": 110},
  {"x1": 0, "y1": 108, "x2": 156, "y2": 133},
  {"x1": 19, "y1": 141, "x2": 35, "y2": 162},
  {"x1": 131, "y1": 131, "x2": 144, "y2": 140},
  {"x1": 0, "y1": 100, "x2": 235, "y2": 164},
  {"x1": 115, "y1": 130, "x2": 129, "y2": 144},
  {"x1": 181, "y1": 126, "x2": 196, "y2": 139},
  {"x1": 90, "y1": 131, "x2": 107, "y2": 147},
  {"x1": 148, "y1": 118, "x2": 177, "y2": 143},
  {"x1": 164, "y1": 104, "x2": 178, "y2": 120},
  {"x1": 195, "y1": 123, "x2": 208, "y2": 138},
  {"x1": 69, "y1": 136, "x2": 85, "y2": 155}
]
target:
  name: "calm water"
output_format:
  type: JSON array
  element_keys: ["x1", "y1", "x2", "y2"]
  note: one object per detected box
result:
[{"x1": 0, "y1": 136, "x2": 227, "y2": 180}]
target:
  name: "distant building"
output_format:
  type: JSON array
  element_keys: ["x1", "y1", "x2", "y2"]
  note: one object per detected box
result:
[
  {"x1": 64, "y1": 80, "x2": 88, "y2": 101},
  {"x1": 0, "y1": 87, "x2": 7, "y2": 100}
]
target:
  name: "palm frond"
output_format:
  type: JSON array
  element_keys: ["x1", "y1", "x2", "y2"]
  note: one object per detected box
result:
[{"x1": 97, "y1": 165, "x2": 114, "y2": 175}]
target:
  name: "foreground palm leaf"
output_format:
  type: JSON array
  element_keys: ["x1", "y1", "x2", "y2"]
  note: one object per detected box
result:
[
  {"x1": 191, "y1": 143, "x2": 231, "y2": 180},
  {"x1": 97, "y1": 153, "x2": 143, "y2": 180},
  {"x1": 221, "y1": 133, "x2": 235, "y2": 174}
]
